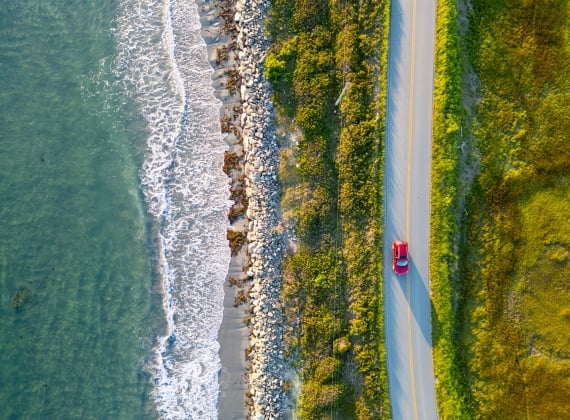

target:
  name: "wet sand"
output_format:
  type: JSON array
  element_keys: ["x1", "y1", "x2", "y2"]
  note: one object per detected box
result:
[{"x1": 196, "y1": 0, "x2": 251, "y2": 418}]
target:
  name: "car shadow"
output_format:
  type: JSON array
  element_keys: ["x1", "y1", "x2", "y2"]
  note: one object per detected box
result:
[{"x1": 397, "y1": 257, "x2": 433, "y2": 346}]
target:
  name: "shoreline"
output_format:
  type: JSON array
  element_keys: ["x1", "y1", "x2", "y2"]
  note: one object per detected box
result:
[
  {"x1": 195, "y1": 3, "x2": 249, "y2": 419},
  {"x1": 196, "y1": 0, "x2": 288, "y2": 418}
]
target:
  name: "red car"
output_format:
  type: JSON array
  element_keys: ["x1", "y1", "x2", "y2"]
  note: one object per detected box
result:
[{"x1": 392, "y1": 240, "x2": 409, "y2": 275}]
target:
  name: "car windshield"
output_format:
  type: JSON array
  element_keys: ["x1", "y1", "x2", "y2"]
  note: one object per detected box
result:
[{"x1": 397, "y1": 258, "x2": 408, "y2": 267}]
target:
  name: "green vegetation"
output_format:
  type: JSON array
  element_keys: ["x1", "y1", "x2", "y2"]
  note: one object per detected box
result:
[
  {"x1": 266, "y1": 0, "x2": 390, "y2": 417},
  {"x1": 429, "y1": 0, "x2": 471, "y2": 417},
  {"x1": 518, "y1": 188, "x2": 570, "y2": 359},
  {"x1": 457, "y1": 0, "x2": 570, "y2": 417},
  {"x1": 430, "y1": 0, "x2": 570, "y2": 417}
]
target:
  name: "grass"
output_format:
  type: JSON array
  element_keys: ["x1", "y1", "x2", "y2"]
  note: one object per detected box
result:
[
  {"x1": 518, "y1": 186, "x2": 570, "y2": 359},
  {"x1": 429, "y1": 0, "x2": 471, "y2": 417},
  {"x1": 457, "y1": 0, "x2": 570, "y2": 417},
  {"x1": 430, "y1": 0, "x2": 570, "y2": 417}
]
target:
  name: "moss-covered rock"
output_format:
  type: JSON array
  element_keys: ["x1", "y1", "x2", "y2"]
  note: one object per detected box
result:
[{"x1": 12, "y1": 287, "x2": 31, "y2": 311}]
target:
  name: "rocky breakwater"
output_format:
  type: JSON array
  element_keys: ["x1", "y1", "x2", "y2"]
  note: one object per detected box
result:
[{"x1": 234, "y1": 0, "x2": 288, "y2": 417}]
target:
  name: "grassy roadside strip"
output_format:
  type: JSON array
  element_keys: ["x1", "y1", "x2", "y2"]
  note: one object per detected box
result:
[
  {"x1": 375, "y1": 1, "x2": 391, "y2": 416},
  {"x1": 337, "y1": 0, "x2": 391, "y2": 417},
  {"x1": 429, "y1": 0, "x2": 471, "y2": 417},
  {"x1": 265, "y1": 0, "x2": 391, "y2": 417}
]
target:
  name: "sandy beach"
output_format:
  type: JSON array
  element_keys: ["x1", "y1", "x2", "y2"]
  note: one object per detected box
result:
[{"x1": 196, "y1": 0, "x2": 251, "y2": 418}]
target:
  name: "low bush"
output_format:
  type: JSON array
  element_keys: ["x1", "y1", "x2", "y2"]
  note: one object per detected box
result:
[{"x1": 267, "y1": 0, "x2": 391, "y2": 417}]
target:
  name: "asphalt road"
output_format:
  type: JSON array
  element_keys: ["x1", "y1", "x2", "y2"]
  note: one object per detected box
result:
[{"x1": 383, "y1": 0, "x2": 438, "y2": 418}]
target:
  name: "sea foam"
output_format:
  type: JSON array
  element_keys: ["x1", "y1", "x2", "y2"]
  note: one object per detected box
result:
[{"x1": 114, "y1": 0, "x2": 230, "y2": 418}]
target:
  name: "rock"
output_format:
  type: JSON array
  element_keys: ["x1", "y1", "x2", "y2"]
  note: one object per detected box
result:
[{"x1": 219, "y1": 0, "x2": 287, "y2": 418}]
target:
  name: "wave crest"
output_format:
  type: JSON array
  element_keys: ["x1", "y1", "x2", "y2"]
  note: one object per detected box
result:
[{"x1": 114, "y1": 0, "x2": 230, "y2": 418}]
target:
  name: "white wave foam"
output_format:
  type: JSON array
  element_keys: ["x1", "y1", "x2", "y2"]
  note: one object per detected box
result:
[{"x1": 113, "y1": 0, "x2": 230, "y2": 418}]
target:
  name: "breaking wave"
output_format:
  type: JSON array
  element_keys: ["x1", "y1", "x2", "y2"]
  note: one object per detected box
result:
[{"x1": 113, "y1": 0, "x2": 230, "y2": 418}]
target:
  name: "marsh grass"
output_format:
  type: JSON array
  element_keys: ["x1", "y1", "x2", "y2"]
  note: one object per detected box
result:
[
  {"x1": 518, "y1": 186, "x2": 570, "y2": 359},
  {"x1": 458, "y1": 0, "x2": 570, "y2": 417}
]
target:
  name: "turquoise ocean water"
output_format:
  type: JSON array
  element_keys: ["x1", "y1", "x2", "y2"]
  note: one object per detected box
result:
[{"x1": 0, "y1": 1, "x2": 230, "y2": 418}]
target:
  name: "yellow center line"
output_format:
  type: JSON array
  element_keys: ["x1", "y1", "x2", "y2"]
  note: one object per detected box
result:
[
  {"x1": 406, "y1": 0, "x2": 419, "y2": 418},
  {"x1": 406, "y1": 2, "x2": 415, "y2": 239}
]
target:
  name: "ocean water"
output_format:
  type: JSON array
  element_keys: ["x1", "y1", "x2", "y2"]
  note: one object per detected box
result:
[{"x1": 0, "y1": 1, "x2": 230, "y2": 419}]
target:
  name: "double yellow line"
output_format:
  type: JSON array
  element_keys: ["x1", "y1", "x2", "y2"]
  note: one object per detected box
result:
[{"x1": 406, "y1": 0, "x2": 419, "y2": 418}]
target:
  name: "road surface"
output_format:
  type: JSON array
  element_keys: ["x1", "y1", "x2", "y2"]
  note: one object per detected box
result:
[{"x1": 383, "y1": 0, "x2": 438, "y2": 418}]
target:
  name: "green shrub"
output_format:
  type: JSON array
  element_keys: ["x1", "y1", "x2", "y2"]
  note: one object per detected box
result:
[
  {"x1": 268, "y1": 0, "x2": 391, "y2": 417},
  {"x1": 265, "y1": 52, "x2": 287, "y2": 84}
]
